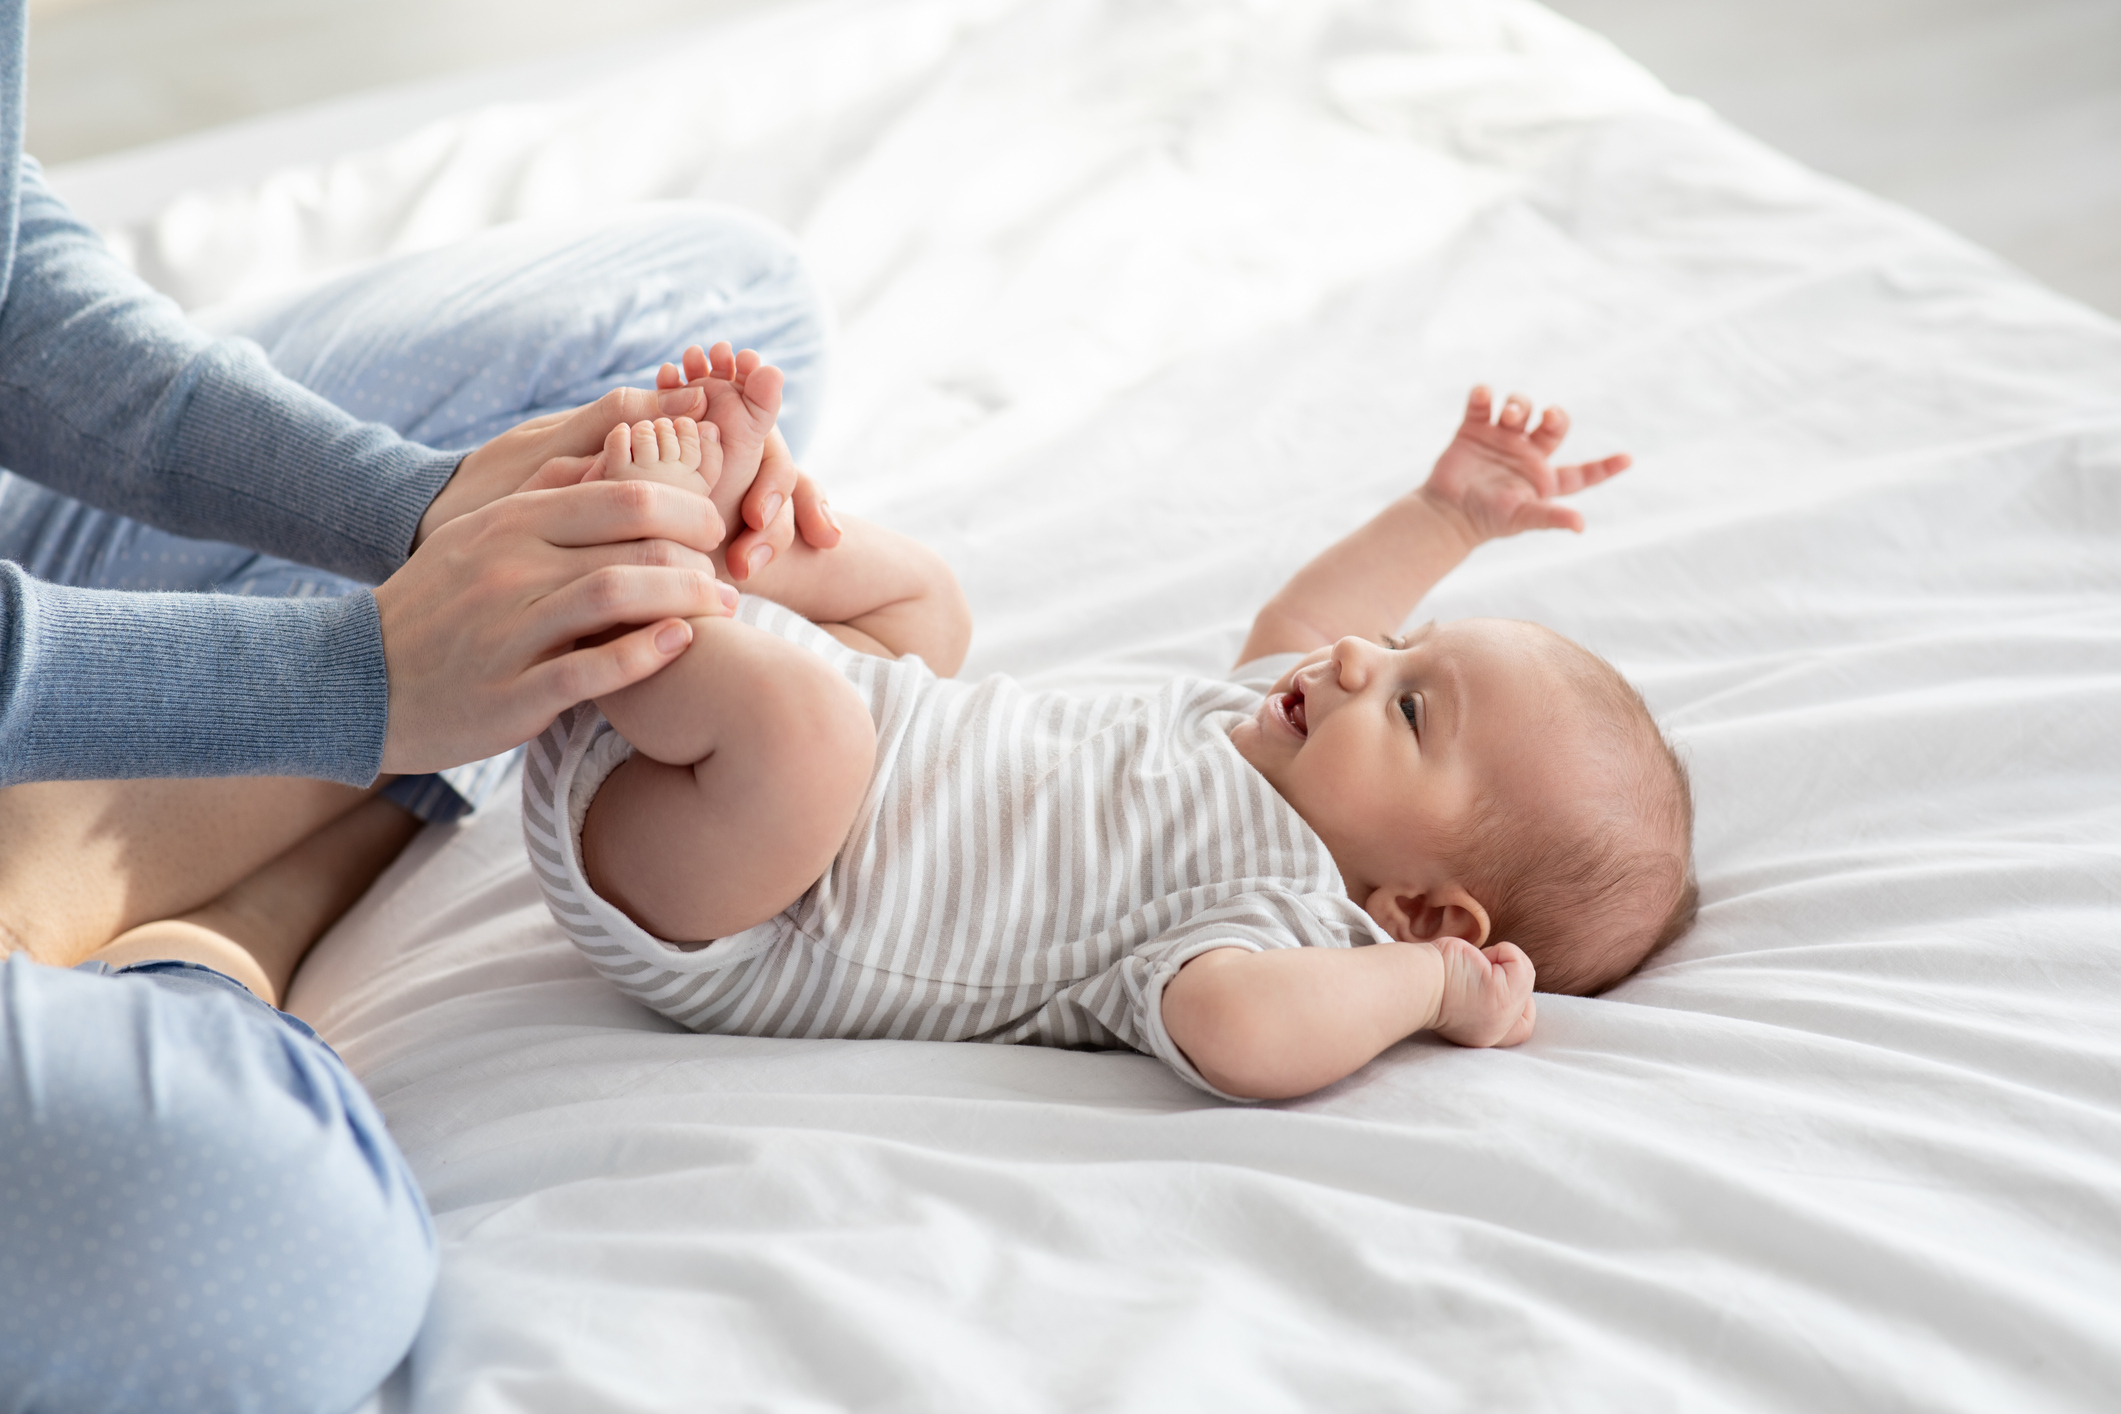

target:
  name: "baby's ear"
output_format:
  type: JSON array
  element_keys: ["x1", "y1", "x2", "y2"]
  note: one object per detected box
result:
[{"x1": 1364, "y1": 884, "x2": 1491, "y2": 948}]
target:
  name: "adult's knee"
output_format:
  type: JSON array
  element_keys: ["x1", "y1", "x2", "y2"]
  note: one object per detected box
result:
[
  {"x1": 622, "y1": 202, "x2": 834, "y2": 454},
  {"x1": 0, "y1": 958, "x2": 436, "y2": 1412}
]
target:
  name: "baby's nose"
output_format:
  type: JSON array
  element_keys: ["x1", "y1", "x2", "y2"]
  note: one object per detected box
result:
[{"x1": 1331, "y1": 635, "x2": 1377, "y2": 687}]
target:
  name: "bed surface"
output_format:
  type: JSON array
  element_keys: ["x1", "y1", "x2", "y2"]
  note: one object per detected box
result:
[{"x1": 58, "y1": 0, "x2": 2121, "y2": 1408}]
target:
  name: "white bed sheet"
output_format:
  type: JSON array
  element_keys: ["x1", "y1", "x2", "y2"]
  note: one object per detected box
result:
[{"x1": 56, "y1": 0, "x2": 2121, "y2": 1408}]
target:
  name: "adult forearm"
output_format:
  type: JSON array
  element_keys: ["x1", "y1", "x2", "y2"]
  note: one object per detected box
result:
[
  {"x1": 0, "y1": 567, "x2": 387, "y2": 786},
  {"x1": 1162, "y1": 943, "x2": 1445, "y2": 1100},
  {"x1": 0, "y1": 164, "x2": 455, "y2": 581},
  {"x1": 1239, "y1": 491, "x2": 1479, "y2": 663}
]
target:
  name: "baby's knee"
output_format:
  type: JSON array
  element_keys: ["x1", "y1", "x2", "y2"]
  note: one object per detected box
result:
[{"x1": 763, "y1": 651, "x2": 877, "y2": 821}]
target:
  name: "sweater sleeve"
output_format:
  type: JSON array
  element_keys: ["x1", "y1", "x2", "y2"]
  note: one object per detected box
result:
[
  {"x1": 0, "y1": 160, "x2": 459, "y2": 584},
  {"x1": 0, "y1": 563, "x2": 386, "y2": 785}
]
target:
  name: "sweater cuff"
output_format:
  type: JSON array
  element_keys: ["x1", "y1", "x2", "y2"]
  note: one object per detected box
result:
[
  {"x1": 0, "y1": 566, "x2": 387, "y2": 786},
  {"x1": 165, "y1": 341, "x2": 462, "y2": 583}
]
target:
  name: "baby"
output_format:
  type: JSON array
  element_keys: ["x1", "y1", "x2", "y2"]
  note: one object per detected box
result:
[{"x1": 526, "y1": 354, "x2": 1696, "y2": 1100}]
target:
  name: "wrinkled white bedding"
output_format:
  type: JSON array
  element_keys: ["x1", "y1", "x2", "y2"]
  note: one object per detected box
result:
[{"x1": 61, "y1": 0, "x2": 2121, "y2": 1408}]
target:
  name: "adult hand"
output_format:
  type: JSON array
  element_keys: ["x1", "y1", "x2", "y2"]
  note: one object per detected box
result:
[
  {"x1": 374, "y1": 479, "x2": 736, "y2": 774},
  {"x1": 654, "y1": 346, "x2": 841, "y2": 578},
  {"x1": 414, "y1": 383, "x2": 714, "y2": 549}
]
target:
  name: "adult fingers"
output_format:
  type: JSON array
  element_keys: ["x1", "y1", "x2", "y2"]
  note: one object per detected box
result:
[
  {"x1": 569, "y1": 384, "x2": 708, "y2": 454},
  {"x1": 510, "y1": 478, "x2": 728, "y2": 555},
  {"x1": 791, "y1": 470, "x2": 842, "y2": 549},
  {"x1": 741, "y1": 428, "x2": 801, "y2": 533},
  {"x1": 531, "y1": 562, "x2": 736, "y2": 645},
  {"x1": 726, "y1": 500, "x2": 796, "y2": 582},
  {"x1": 552, "y1": 537, "x2": 721, "y2": 577},
  {"x1": 518, "y1": 453, "x2": 598, "y2": 493},
  {"x1": 521, "y1": 620, "x2": 701, "y2": 720}
]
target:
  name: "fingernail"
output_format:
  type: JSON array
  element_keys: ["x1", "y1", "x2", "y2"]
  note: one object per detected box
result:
[
  {"x1": 748, "y1": 544, "x2": 773, "y2": 574},
  {"x1": 717, "y1": 581, "x2": 740, "y2": 610},
  {"x1": 660, "y1": 388, "x2": 698, "y2": 411},
  {"x1": 655, "y1": 621, "x2": 691, "y2": 654},
  {"x1": 820, "y1": 500, "x2": 839, "y2": 531},
  {"x1": 760, "y1": 493, "x2": 783, "y2": 525}
]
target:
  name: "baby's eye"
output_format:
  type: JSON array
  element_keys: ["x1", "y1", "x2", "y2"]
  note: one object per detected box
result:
[{"x1": 1399, "y1": 692, "x2": 1425, "y2": 737}]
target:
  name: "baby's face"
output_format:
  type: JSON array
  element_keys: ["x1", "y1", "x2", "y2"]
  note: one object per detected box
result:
[{"x1": 1229, "y1": 619, "x2": 1592, "y2": 907}]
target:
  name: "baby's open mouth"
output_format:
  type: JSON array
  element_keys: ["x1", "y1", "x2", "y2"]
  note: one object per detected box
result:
[{"x1": 1277, "y1": 687, "x2": 1308, "y2": 738}]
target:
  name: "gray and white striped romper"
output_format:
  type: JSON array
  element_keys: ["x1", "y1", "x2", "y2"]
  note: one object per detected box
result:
[{"x1": 523, "y1": 597, "x2": 1388, "y2": 1097}]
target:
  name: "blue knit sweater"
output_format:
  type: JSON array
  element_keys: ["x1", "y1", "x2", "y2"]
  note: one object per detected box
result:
[{"x1": 0, "y1": 0, "x2": 459, "y2": 785}]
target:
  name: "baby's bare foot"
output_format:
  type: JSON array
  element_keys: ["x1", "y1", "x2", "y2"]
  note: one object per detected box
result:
[
  {"x1": 600, "y1": 415, "x2": 717, "y2": 496},
  {"x1": 693, "y1": 340, "x2": 784, "y2": 506}
]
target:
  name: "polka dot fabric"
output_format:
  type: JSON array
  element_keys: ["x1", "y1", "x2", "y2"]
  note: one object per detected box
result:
[
  {"x1": 0, "y1": 201, "x2": 831, "y2": 1409},
  {"x1": 0, "y1": 199, "x2": 831, "y2": 823},
  {"x1": 0, "y1": 956, "x2": 434, "y2": 1412}
]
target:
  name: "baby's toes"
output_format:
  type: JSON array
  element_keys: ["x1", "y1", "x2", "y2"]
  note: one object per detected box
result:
[
  {"x1": 674, "y1": 416, "x2": 703, "y2": 470},
  {"x1": 653, "y1": 416, "x2": 681, "y2": 464},
  {"x1": 695, "y1": 419, "x2": 724, "y2": 490},
  {"x1": 631, "y1": 419, "x2": 660, "y2": 467},
  {"x1": 605, "y1": 420, "x2": 635, "y2": 470},
  {"x1": 739, "y1": 362, "x2": 785, "y2": 431}
]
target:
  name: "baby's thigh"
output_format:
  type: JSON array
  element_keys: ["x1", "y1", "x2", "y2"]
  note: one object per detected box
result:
[{"x1": 585, "y1": 622, "x2": 874, "y2": 943}]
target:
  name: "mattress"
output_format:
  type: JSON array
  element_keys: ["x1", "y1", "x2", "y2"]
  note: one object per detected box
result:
[{"x1": 52, "y1": 0, "x2": 2121, "y2": 1408}]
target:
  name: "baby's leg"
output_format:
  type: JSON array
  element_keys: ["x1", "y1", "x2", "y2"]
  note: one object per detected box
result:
[
  {"x1": 584, "y1": 616, "x2": 874, "y2": 943},
  {"x1": 666, "y1": 342, "x2": 784, "y2": 580},
  {"x1": 0, "y1": 776, "x2": 377, "y2": 967}
]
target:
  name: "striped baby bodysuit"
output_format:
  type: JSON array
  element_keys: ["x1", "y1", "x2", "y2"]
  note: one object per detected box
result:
[{"x1": 523, "y1": 596, "x2": 1389, "y2": 1097}]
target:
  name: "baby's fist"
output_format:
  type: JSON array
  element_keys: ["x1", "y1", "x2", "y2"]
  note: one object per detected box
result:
[{"x1": 1428, "y1": 936, "x2": 1537, "y2": 1048}]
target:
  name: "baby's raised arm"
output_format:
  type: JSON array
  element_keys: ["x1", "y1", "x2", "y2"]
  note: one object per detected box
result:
[
  {"x1": 1238, "y1": 388, "x2": 1628, "y2": 666},
  {"x1": 1161, "y1": 936, "x2": 1536, "y2": 1100}
]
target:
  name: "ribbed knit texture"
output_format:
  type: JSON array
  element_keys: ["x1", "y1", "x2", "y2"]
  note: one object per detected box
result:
[
  {"x1": 0, "y1": 562, "x2": 387, "y2": 782},
  {"x1": 0, "y1": 0, "x2": 456, "y2": 783}
]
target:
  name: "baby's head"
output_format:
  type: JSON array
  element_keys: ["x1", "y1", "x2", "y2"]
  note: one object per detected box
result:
[{"x1": 1230, "y1": 620, "x2": 1696, "y2": 994}]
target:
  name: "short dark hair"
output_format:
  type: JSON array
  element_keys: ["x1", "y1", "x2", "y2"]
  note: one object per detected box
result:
[{"x1": 1449, "y1": 639, "x2": 1697, "y2": 996}]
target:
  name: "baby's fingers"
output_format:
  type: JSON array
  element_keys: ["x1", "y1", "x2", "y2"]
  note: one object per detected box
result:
[
  {"x1": 1512, "y1": 500, "x2": 1587, "y2": 535},
  {"x1": 1528, "y1": 405, "x2": 1570, "y2": 455},
  {"x1": 1553, "y1": 452, "x2": 1632, "y2": 496},
  {"x1": 1483, "y1": 941, "x2": 1535, "y2": 1001},
  {"x1": 1462, "y1": 385, "x2": 1494, "y2": 428},
  {"x1": 1498, "y1": 993, "x2": 1537, "y2": 1048}
]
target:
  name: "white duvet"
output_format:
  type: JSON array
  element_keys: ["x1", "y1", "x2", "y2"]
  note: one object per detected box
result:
[{"x1": 65, "y1": 0, "x2": 2121, "y2": 1408}]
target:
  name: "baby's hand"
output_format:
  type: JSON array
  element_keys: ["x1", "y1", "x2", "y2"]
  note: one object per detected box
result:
[
  {"x1": 587, "y1": 415, "x2": 719, "y2": 498},
  {"x1": 1427, "y1": 936, "x2": 1537, "y2": 1048},
  {"x1": 1419, "y1": 387, "x2": 1630, "y2": 545}
]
